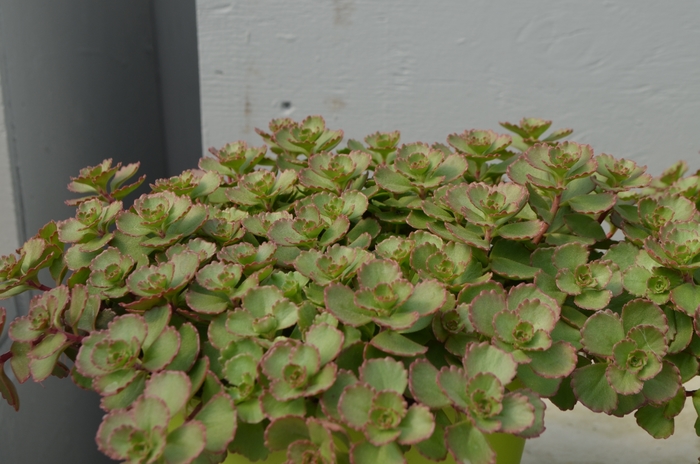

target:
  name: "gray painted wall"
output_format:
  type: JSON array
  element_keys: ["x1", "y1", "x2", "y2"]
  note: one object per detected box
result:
[
  {"x1": 153, "y1": 0, "x2": 204, "y2": 176},
  {"x1": 196, "y1": 0, "x2": 700, "y2": 177},
  {"x1": 195, "y1": 1, "x2": 700, "y2": 462},
  {"x1": 0, "y1": 1, "x2": 200, "y2": 462}
]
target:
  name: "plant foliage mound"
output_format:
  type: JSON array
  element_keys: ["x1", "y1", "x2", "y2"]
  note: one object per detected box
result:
[{"x1": 1, "y1": 115, "x2": 700, "y2": 464}]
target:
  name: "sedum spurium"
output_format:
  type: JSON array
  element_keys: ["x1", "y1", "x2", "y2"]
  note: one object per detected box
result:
[{"x1": 1, "y1": 116, "x2": 700, "y2": 464}]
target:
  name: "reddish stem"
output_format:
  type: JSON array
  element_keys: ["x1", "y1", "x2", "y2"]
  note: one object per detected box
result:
[
  {"x1": 532, "y1": 193, "x2": 561, "y2": 245},
  {"x1": 186, "y1": 402, "x2": 203, "y2": 421},
  {"x1": 0, "y1": 351, "x2": 13, "y2": 363},
  {"x1": 48, "y1": 327, "x2": 84, "y2": 344},
  {"x1": 28, "y1": 281, "x2": 52, "y2": 292}
]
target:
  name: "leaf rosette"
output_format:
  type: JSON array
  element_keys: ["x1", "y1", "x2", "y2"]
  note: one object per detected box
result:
[
  {"x1": 57, "y1": 199, "x2": 122, "y2": 254},
  {"x1": 410, "y1": 238, "x2": 486, "y2": 290},
  {"x1": 271, "y1": 115, "x2": 344, "y2": 158},
  {"x1": 242, "y1": 211, "x2": 293, "y2": 238},
  {"x1": 225, "y1": 169, "x2": 298, "y2": 211},
  {"x1": 574, "y1": 300, "x2": 680, "y2": 414},
  {"x1": 88, "y1": 247, "x2": 136, "y2": 299},
  {"x1": 622, "y1": 265, "x2": 683, "y2": 306},
  {"x1": 500, "y1": 117, "x2": 572, "y2": 150},
  {"x1": 219, "y1": 339, "x2": 266, "y2": 424},
  {"x1": 466, "y1": 283, "x2": 576, "y2": 385},
  {"x1": 447, "y1": 129, "x2": 511, "y2": 160},
  {"x1": 260, "y1": 339, "x2": 337, "y2": 401},
  {"x1": 593, "y1": 154, "x2": 652, "y2": 193},
  {"x1": 97, "y1": 371, "x2": 236, "y2": 464},
  {"x1": 374, "y1": 142, "x2": 467, "y2": 196},
  {"x1": 644, "y1": 222, "x2": 700, "y2": 271},
  {"x1": 337, "y1": 357, "x2": 434, "y2": 459},
  {"x1": 116, "y1": 191, "x2": 207, "y2": 250},
  {"x1": 151, "y1": 169, "x2": 221, "y2": 200},
  {"x1": 200, "y1": 141, "x2": 267, "y2": 178},
  {"x1": 75, "y1": 311, "x2": 182, "y2": 397},
  {"x1": 218, "y1": 242, "x2": 277, "y2": 277},
  {"x1": 294, "y1": 245, "x2": 373, "y2": 286},
  {"x1": 296, "y1": 190, "x2": 368, "y2": 223},
  {"x1": 265, "y1": 416, "x2": 348, "y2": 464},
  {"x1": 224, "y1": 286, "x2": 299, "y2": 339},
  {"x1": 0, "y1": 224, "x2": 63, "y2": 298},
  {"x1": 361, "y1": 130, "x2": 401, "y2": 166},
  {"x1": 7, "y1": 286, "x2": 83, "y2": 382},
  {"x1": 299, "y1": 151, "x2": 371, "y2": 194},
  {"x1": 124, "y1": 251, "x2": 200, "y2": 311},
  {"x1": 198, "y1": 207, "x2": 248, "y2": 245},
  {"x1": 324, "y1": 259, "x2": 447, "y2": 331},
  {"x1": 66, "y1": 158, "x2": 145, "y2": 206},
  {"x1": 447, "y1": 182, "x2": 528, "y2": 227},
  {"x1": 410, "y1": 343, "x2": 544, "y2": 463},
  {"x1": 552, "y1": 243, "x2": 622, "y2": 310},
  {"x1": 507, "y1": 142, "x2": 596, "y2": 192},
  {"x1": 268, "y1": 204, "x2": 349, "y2": 248}
]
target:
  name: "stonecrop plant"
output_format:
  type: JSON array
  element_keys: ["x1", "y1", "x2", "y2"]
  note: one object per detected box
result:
[{"x1": 1, "y1": 115, "x2": 700, "y2": 464}]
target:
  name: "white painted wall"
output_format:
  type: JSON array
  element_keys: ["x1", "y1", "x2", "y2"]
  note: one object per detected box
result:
[
  {"x1": 196, "y1": 0, "x2": 700, "y2": 176},
  {"x1": 196, "y1": 1, "x2": 700, "y2": 462}
]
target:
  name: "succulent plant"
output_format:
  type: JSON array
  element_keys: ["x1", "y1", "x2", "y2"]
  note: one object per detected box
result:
[{"x1": 1, "y1": 115, "x2": 700, "y2": 464}]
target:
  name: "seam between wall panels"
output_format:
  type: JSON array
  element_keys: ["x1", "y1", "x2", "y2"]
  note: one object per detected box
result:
[{"x1": 149, "y1": 0, "x2": 171, "y2": 178}]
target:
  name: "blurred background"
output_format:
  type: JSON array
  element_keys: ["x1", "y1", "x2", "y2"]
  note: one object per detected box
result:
[{"x1": 0, "y1": 1, "x2": 698, "y2": 462}]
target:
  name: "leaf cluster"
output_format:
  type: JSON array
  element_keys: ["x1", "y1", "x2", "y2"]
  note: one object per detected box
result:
[{"x1": 1, "y1": 115, "x2": 700, "y2": 464}]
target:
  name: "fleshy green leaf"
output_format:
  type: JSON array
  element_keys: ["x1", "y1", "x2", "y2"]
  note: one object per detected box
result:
[
  {"x1": 163, "y1": 421, "x2": 207, "y2": 464},
  {"x1": 374, "y1": 166, "x2": 415, "y2": 194},
  {"x1": 571, "y1": 363, "x2": 618, "y2": 413},
  {"x1": 195, "y1": 393, "x2": 237, "y2": 453},
  {"x1": 496, "y1": 393, "x2": 536, "y2": 434},
  {"x1": 264, "y1": 416, "x2": 309, "y2": 451},
  {"x1": 305, "y1": 323, "x2": 344, "y2": 365},
  {"x1": 351, "y1": 441, "x2": 405, "y2": 464},
  {"x1": 464, "y1": 343, "x2": 517, "y2": 385},
  {"x1": 641, "y1": 362, "x2": 681, "y2": 404},
  {"x1": 370, "y1": 331, "x2": 427, "y2": 357},
  {"x1": 408, "y1": 360, "x2": 451, "y2": 409},
  {"x1": 581, "y1": 310, "x2": 624, "y2": 356},
  {"x1": 527, "y1": 341, "x2": 577, "y2": 378},
  {"x1": 670, "y1": 283, "x2": 700, "y2": 316},
  {"x1": 567, "y1": 193, "x2": 616, "y2": 214},
  {"x1": 397, "y1": 404, "x2": 435, "y2": 444},
  {"x1": 142, "y1": 326, "x2": 181, "y2": 371},
  {"x1": 360, "y1": 358, "x2": 408, "y2": 394},
  {"x1": 445, "y1": 421, "x2": 495, "y2": 464},
  {"x1": 324, "y1": 284, "x2": 373, "y2": 327},
  {"x1": 498, "y1": 221, "x2": 546, "y2": 241},
  {"x1": 143, "y1": 370, "x2": 192, "y2": 417},
  {"x1": 0, "y1": 362, "x2": 19, "y2": 411}
]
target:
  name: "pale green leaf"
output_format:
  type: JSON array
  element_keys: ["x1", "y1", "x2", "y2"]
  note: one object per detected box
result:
[
  {"x1": 408, "y1": 360, "x2": 451, "y2": 409},
  {"x1": 571, "y1": 363, "x2": 617, "y2": 413},
  {"x1": 581, "y1": 310, "x2": 624, "y2": 356},
  {"x1": 195, "y1": 393, "x2": 237, "y2": 453},
  {"x1": 370, "y1": 331, "x2": 427, "y2": 357},
  {"x1": 164, "y1": 421, "x2": 207, "y2": 464},
  {"x1": 359, "y1": 357, "x2": 407, "y2": 394},
  {"x1": 143, "y1": 370, "x2": 192, "y2": 417},
  {"x1": 445, "y1": 422, "x2": 495, "y2": 464}
]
